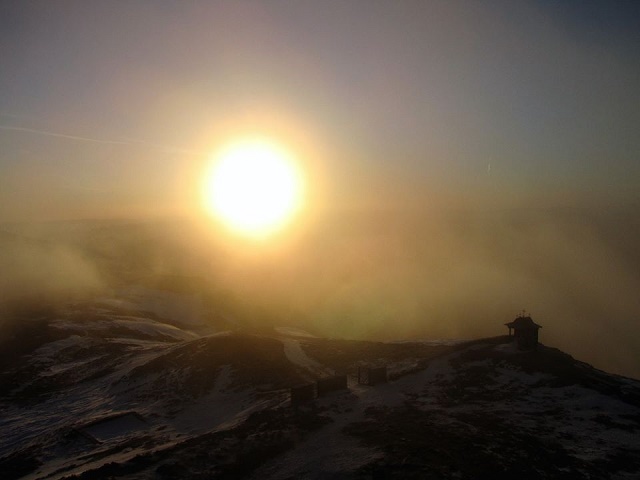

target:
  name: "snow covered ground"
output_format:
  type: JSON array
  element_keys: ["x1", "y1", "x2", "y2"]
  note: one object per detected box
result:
[{"x1": 2, "y1": 299, "x2": 639, "y2": 479}]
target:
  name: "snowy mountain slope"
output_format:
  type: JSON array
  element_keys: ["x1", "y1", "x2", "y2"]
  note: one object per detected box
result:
[{"x1": 1, "y1": 306, "x2": 639, "y2": 480}]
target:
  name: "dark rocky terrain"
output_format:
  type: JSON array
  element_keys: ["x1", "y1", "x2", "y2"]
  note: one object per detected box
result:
[{"x1": 1, "y1": 296, "x2": 639, "y2": 479}]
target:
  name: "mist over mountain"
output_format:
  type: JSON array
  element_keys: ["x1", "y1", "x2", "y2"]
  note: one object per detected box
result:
[
  {"x1": 2, "y1": 204, "x2": 640, "y2": 479},
  {"x1": 2, "y1": 203, "x2": 639, "y2": 380}
]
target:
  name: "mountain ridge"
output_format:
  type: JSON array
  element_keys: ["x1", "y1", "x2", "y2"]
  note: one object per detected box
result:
[{"x1": 1, "y1": 301, "x2": 639, "y2": 479}]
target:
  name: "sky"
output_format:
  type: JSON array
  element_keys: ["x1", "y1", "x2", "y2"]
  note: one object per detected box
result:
[
  {"x1": 1, "y1": 1, "x2": 640, "y2": 378},
  {"x1": 1, "y1": 0, "x2": 639, "y2": 221}
]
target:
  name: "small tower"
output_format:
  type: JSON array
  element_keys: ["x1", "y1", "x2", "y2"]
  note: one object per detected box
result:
[{"x1": 505, "y1": 311, "x2": 542, "y2": 350}]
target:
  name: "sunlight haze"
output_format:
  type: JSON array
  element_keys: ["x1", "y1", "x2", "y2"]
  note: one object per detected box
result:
[
  {"x1": 1, "y1": 0, "x2": 639, "y2": 380},
  {"x1": 202, "y1": 138, "x2": 305, "y2": 238}
]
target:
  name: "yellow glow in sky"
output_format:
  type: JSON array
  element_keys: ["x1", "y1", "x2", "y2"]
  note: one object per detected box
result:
[{"x1": 203, "y1": 138, "x2": 304, "y2": 237}]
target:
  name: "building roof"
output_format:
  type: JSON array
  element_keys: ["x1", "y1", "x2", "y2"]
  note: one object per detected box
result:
[{"x1": 504, "y1": 316, "x2": 542, "y2": 329}]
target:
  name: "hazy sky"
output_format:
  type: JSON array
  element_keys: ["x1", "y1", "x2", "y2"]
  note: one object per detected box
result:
[
  {"x1": 2, "y1": 1, "x2": 640, "y2": 379},
  {"x1": 1, "y1": 0, "x2": 639, "y2": 221}
]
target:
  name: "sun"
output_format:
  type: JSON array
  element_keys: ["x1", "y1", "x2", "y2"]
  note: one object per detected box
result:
[{"x1": 202, "y1": 138, "x2": 304, "y2": 237}]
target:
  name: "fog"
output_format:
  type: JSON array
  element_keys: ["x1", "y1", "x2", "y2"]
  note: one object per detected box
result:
[
  {"x1": 205, "y1": 205, "x2": 640, "y2": 380},
  {"x1": 1, "y1": 204, "x2": 639, "y2": 380},
  {"x1": 0, "y1": 228, "x2": 103, "y2": 314}
]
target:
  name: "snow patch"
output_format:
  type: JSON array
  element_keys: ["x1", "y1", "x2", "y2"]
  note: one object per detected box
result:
[
  {"x1": 281, "y1": 338, "x2": 329, "y2": 375},
  {"x1": 80, "y1": 413, "x2": 149, "y2": 443},
  {"x1": 275, "y1": 326, "x2": 317, "y2": 338}
]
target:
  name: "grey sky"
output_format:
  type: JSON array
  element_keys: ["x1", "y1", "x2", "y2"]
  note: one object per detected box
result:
[{"x1": 1, "y1": 0, "x2": 639, "y2": 220}]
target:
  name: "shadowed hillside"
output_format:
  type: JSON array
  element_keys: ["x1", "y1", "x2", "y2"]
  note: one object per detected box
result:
[{"x1": 1, "y1": 303, "x2": 639, "y2": 479}]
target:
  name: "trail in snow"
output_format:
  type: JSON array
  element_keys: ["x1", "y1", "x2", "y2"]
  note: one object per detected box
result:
[
  {"x1": 251, "y1": 350, "x2": 457, "y2": 479},
  {"x1": 281, "y1": 338, "x2": 332, "y2": 376}
]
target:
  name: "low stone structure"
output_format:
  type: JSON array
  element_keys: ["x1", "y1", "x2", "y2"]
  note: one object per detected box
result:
[
  {"x1": 358, "y1": 366, "x2": 388, "y2": 385},
  {"x1": 316, "y1": 375, "x2": 348, "y2": 396}
]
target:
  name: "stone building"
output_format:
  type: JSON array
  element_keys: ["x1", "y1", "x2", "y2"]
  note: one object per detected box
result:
[{"x1": 505, "y1": 314, "x2": 542, "y2": 350}]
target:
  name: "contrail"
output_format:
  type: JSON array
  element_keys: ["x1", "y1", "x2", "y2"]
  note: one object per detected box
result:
[
  {"x1": 0, "y1": 125, "x2": 132, "y2": 145},
  {"x1": 0, "y1": 113, "x2": 29, "y2": 120},
  {"x1": 0, "y1": 125, "x2": 203, "y2": 156}
]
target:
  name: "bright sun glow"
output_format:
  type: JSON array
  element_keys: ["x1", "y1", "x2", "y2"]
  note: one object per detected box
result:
[{"x1": 203, "y1": 138, "x2": 304, "y2": 237}]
